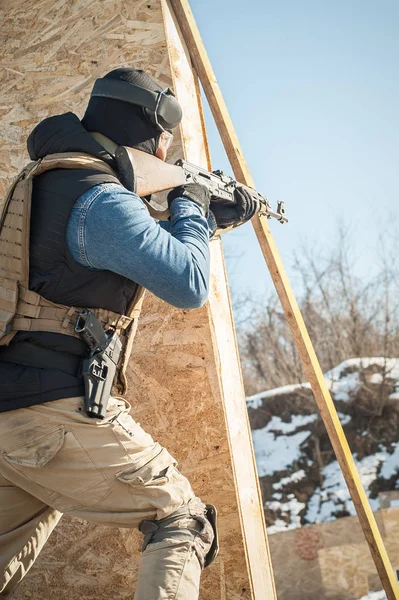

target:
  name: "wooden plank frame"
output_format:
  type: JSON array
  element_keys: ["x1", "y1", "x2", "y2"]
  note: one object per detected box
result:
[
  {"x1": 168, "y1": 1, "x2": 399, "y2": 599},
  {"x1": 161, "y1": 2, "x2": 277, "y2": 597}
]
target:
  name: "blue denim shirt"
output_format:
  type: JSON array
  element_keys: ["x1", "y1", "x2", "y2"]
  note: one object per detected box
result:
[{"x1": 66, "y1": 183, "x2": 214, "y2": 309}]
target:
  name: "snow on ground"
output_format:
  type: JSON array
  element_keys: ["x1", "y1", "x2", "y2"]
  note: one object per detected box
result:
[
  {"x1": 252, "y1": 415, "x2": 317, "y2": 477},
  {"x1": 324, "y1": 357, "x2": 399, "y2": 402},
  {"x1": 337, "y1": 411, "x2": 352, "y2": 425},
  {"x1": 266, "y1": 414, "x2": 318, "y2": 434},
  {"x1": 266, "y1": 494, "x2": 306, "y2": 533},
  {"x1": 252, "y1": 429, "x2": 311, "y2": 478},
  {"x1": 359, "y1": 591, "x2": 387, "y2": 600},
  {"x1": 266, "y1": 518, "x2": 296, "y2": 535},
  {"x1": 324, "y1": 357, "x2": 399, "y2": 383},
  {"x1": 248, "y1": 357, "x2": 399, "y2": 532},
  {"x1": 323, "y1": 357, "x2": 399, "y2": 402},
  {"x1": 370, "y1": 373, "x2": 384, "y2": 385},
  {"x1": 327, "y1": 368, "x2": 360, "y2": 401},
  {"x1": 273, "y1": 469, "x2": 306, "y2": 490},
  {"x1": 305, "y1": 453, "x2": 387, "y2": 522},
  {"x1": 247, "y1": 357, "x2": 399, "y2": 409},
  {"x1": 379, "y1": 443, "x2": 399, "y2": 481}
]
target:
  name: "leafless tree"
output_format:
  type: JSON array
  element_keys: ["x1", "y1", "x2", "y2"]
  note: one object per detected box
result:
[{"x1": 236, "y1": 227, "x2": 399, "y2": 396}]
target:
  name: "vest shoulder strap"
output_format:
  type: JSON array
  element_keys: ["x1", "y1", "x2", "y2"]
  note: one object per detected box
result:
[
  {"x1": 0, "y1": 151, "x2": 119, "y2": 292},
  {"x1": 0, "y1": 153, "x2": 144, "y2": 395},
  {"x1": 34, "y1": 152, "x2": 118, "y2": 179}
]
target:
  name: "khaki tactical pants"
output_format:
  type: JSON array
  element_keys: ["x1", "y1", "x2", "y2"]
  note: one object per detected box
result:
[{"x1": 0, "y1": 396, "x2": 210, "y2": 599}]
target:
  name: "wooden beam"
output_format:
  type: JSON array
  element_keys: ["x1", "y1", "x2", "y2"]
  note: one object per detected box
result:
[
  {"x1": 168, "y1": 1, "x2": 399, "y2": 599},
  {"x1": 162, "y1": 1, "x2": 278, "y2": 597}
]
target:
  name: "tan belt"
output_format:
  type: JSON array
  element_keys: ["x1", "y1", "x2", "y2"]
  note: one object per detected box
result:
[{"x1": 0, "y1": 284, "x2": 136, "y2": 341}]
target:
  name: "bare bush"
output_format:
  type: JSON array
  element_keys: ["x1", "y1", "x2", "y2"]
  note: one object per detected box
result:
[{"x1": 237, "y1": 227, "x2": 399, "y2": 396}]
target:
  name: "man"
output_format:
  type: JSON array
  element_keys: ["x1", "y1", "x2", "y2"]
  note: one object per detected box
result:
[{"x1": 0, "y1": 68, "x2": 258, "y2": 599}]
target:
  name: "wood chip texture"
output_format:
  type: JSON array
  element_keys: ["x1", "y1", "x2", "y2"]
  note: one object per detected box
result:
[{"x1": 0, "y1": 1, "x2": 264, "y2": 598}]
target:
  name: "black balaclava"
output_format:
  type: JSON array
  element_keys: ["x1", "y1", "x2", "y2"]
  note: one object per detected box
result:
[{"x1": 81, "y1": 68, "x2": 165, "y2": 155}]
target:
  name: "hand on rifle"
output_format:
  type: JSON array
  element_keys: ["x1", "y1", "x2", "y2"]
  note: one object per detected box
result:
[
  {"x1": 167, "y1": 182, "x2": 211, "y2": 216},
  {"x1": 209, "y1": 186, "x2": 260, "y2": 230}
]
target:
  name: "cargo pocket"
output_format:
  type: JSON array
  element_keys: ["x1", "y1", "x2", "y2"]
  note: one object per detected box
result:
[
  {"x1": 116, "y1": 445, "x2": 177, "y2": 487},
  {"x1": 3, "y1": 425, "x2": 111, "y2": 512}
]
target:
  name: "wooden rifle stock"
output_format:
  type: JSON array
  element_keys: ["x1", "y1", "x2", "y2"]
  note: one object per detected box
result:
[
  {"x1": 114, "y1": 146, "x2": 184, "y2": 208},
  {"x1": 115, "y1": 145, "x2": 187, "y2": 220}
]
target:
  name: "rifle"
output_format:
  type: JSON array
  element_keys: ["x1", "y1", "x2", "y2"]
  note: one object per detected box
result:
[{"x1": 114, "y1": 146, "x2": 287, "y2": 224}]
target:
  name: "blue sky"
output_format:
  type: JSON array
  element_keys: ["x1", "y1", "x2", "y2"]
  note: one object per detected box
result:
[{"x1": 189, "y1": 0, "x2": 399, "y2": 304}]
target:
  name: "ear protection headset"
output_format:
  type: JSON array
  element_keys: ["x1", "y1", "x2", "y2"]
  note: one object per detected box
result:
[{"x1": 91, "y1": 78, "x2": 183, "y2": 132}]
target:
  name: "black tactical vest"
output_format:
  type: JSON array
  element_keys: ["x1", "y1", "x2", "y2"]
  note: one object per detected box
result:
[
  {"x1": 29, "y1": 167, "x2": 138, "y2": 311},
  {"x1": 0, "y1": 113, "x2": 140, "y2": 411}
]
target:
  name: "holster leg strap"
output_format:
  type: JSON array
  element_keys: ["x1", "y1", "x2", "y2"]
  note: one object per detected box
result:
[{"x1": 139, "y1": 497, "x2": 218, "y2": 569}]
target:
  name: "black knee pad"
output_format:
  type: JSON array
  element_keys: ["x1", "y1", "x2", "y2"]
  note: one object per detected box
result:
[
  {"x1": 139, "y1": 497, "x2": 219, "y2": 568},
  {"x1": 203, "y1": 504, "x2": 218, "y2": 567}
]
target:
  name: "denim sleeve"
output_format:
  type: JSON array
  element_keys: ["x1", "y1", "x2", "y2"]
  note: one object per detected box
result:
[
  {"x1": 66, "y1": 183, "x2": 211, "y2": 309},
  {"x1": 159, "y1": 212, "x2": 217, "y2": 236}
]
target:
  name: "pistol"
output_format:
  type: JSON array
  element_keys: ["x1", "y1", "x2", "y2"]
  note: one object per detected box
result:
[{"x1": 75, "y1": 310, "x2": 122, "y2": 419}]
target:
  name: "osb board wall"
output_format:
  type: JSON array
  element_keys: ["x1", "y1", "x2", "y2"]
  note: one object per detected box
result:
[
  {"x1": 0, "y1": 1, "x2": 257, "y2": 598},
  {"x1": 0, "y1": 0, "x2": 181, "y2": 192},
  {"x1": 269, "y1": 507, "x2": 399, "y2": 600}
]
